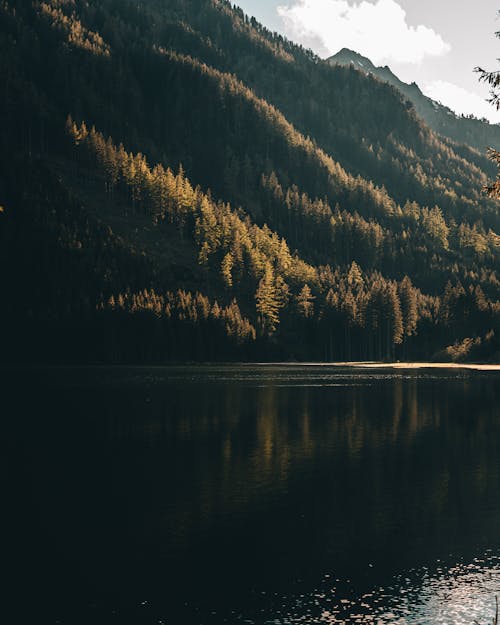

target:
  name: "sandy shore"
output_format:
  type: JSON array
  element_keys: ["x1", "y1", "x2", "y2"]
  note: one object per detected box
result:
[
  {"x1": 258, "y1": 361, "x2": 500, "y2": 371},
  {"x1": 339, "y1": 362, "x2": 500, "y2": 371}
]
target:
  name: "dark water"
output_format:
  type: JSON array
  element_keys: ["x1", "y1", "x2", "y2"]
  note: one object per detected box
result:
[{"x1": 3, "y1": 365, "x2": 500, "y2": 624}]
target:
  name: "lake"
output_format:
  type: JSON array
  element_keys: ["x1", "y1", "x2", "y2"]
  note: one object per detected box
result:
[{"x1": 4, "y1": 365, "x2": 500, "y2": 624}]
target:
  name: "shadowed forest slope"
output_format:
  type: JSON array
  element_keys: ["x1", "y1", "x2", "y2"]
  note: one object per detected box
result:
[{"x1": 1, "y1": 0, "x2": 499, "y2": 362}]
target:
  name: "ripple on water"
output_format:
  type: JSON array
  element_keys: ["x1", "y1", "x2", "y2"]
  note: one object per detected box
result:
[{"x1": 262, "y1": 552, "x2": 500, "y2": 625}]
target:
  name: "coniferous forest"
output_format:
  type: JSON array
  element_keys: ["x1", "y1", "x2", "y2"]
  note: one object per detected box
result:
[{"x1": 1, "y1": 0, "x2": 499, "y2": 363}]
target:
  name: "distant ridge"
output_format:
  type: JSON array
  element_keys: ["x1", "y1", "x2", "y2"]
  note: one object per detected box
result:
[{"x1": 328, "y1": 48, "x2": 500, "y2": 153}]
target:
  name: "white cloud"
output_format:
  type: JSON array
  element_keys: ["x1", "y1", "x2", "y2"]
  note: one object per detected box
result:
[
  {"x1": 423, "y1": 80, "x2": 500, "y2": 124},
  {"x1": 277, "y1": 0, "x2": 451, "y2": 65}
]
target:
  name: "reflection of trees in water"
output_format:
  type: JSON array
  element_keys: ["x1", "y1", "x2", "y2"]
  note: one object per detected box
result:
[{"x1": 99, "y1": 376, "x2": 500, "y2": 560}]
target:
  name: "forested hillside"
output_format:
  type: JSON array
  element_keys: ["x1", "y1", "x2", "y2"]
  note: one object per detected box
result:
[
  {"x1": 329, "y1": 47, "x2": 500, "y2": 154},
  {"x1": 0, "y1": 0, "x2": 499, "y2": 362}
]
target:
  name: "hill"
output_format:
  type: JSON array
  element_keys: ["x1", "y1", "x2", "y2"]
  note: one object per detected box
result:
[
  {"x1": 329, "y1": 47, "x2": 500, "y2": 154},
  {"x1": 0, "y1": 0, "x2": 499, "y2": 363}
]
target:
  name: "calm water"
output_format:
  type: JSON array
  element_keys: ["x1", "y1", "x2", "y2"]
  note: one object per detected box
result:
[{"x1": 3, "y1": 365, "x2": 500, "y2": 624}]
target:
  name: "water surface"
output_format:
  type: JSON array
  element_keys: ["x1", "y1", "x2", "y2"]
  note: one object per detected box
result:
[{"x1": 4, "y1": 365, "x2": 500, "y2": 624}]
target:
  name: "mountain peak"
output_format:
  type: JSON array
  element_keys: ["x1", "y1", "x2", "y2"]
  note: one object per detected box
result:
[
  {"x1": 329, "y1": 48, "x2": 375, "y2": 71},
  {"x1": 327, "y1": 47, "x2": 499, "y2": 148}
]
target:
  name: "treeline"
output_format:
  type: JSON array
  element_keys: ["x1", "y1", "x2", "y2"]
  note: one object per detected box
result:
[
  {"x1": 61, "y1": 121, "x2": 500, "y2": 361},
  {"x1": 95, "y1": 288, "x2": 256, "y2": 362},
  {"x1": 0, "y1": 156, "x2": 255, "y2": 363}
]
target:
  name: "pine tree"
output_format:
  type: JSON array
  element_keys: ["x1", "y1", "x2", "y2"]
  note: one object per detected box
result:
[
  {"x1": 221, "y1": 252, "x2": 234, "y2": 288},
  {"x1": 398, "y1": 276, "x2": 418, "y2": 337},
  {"x1": 255, "y1": 263, "x2": 281, "y2": 334},
  {"x1": 296, "y1": 284, "x2": 315, "y2": 319}
]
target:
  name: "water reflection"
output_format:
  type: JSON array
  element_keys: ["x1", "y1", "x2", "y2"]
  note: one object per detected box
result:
[
  {"x1": 3, "y1": 366, "x2": 500, "y2": 624},
  {"x1": 279, "y1": 553, "x2": 500, "y2": 624}
]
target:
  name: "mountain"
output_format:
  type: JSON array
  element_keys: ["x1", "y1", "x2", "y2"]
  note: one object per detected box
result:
[
  {"x1": 328, "y1": 47, "x2": 500, "y2": 154},
  {"x1": 0, "y1": 0, "x2": 499, "y2": 363}
]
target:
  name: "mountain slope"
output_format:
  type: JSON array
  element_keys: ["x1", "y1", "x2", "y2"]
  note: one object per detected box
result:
[
  {"x1": 0, "y1": 0, "x2": 499, "y2": 363},
  {"x1": 329, "y1": 47, "x2": 500, "y2": 154}
]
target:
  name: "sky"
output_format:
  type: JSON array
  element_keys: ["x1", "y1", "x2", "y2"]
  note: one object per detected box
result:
[{"x1": 236, "y1": 0, "x2": 500, "y2": 123}]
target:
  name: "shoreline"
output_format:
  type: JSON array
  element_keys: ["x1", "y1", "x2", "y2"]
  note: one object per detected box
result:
[{"x1": 1, "y1": 361, "x2": 500, "y2": 371}]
